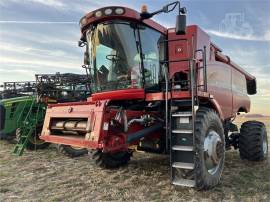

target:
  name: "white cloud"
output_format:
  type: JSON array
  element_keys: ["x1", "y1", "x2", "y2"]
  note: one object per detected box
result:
[
  {"x1": 207, "y1": 29, "x2": 270, "y2": 42},
  {"x1": 263, "y1": 30, "x2": 270, "y2": 41},
  {"x1": 0, "y1": 68, "x2": 36, "y2": 82},
  {"x1": 4, "y1": 0, "x2": 65, "y2": 8},
  {"x1": 0, "y1": 56, "x2": 81, "y2": 70},
  {"x1": 1, "y1": 0, "x2": 109, "y2": 13},
  {"x1": 0, "y1": 54, "x2": 84, "y2": 82},
  {"x1": 0, "y1": 29, "x2": 79, "y2": 47},
  {"x1": 0, "y1": 42, "x2": 78, "y2": 58},
  {"x1": 28, "y1": 0, "x2": 64, "y2": 7},
  {"x1": 0, "y1": 20, "x2": 77, "y2": 24},
  {"x1": 0, "y1": 68, "x2": 36, "y2": 75}
]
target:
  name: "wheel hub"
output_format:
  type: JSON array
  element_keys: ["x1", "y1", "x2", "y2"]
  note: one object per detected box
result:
[{"x1": 204, "y1": 130, "x2": 224, "y2": 175}]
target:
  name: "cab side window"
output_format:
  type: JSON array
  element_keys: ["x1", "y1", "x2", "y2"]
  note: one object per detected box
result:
[{"x1": 139, "y1": 27, "x2": 165, "y2": 91}]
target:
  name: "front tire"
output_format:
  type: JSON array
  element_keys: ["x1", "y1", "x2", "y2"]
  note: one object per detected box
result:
[
  {"x1": 239, "y1": 121, "x2": 268, "y2": 161},
  {"x1": 194, "y1": 108, "x2": 225, "y2": 190},
  {"x1": 58, "y1": 144, "x2": 88, "y2": 158},
  {"x1": 89, "y1": 150, "x2": 131, "y2": 168}
]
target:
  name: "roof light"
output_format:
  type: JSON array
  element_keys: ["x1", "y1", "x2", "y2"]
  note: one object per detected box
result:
[
  {"x1": 80, "y1": 17, "x2": 87, "y2": 28},
  {"x1": 115, "y1": 8, "x2": 124, "y2": 15},
  {"x1": 141, "y1": 5, "x2": 148, "y2": 13},
  {"x1": 95, "y1": 10, "x2": 102, "y2": 18},
  {"x1": 104, "y1": 8, "x2": 113, "y2": 15}
]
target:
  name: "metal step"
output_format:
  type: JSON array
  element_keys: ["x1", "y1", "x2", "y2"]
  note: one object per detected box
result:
[
  {"x1": 172, "y1": 162, "x2": 194, "y2": 169},
  {"x1": 172, "y1": 129, "x2": 193, "y2": 134},
  {"x1": 13, "y1": 145, "x2": 24, "y2": 155},
  {"x1": 172, "y1": 145, "x2": 193, "y2": 151},
  {"x1": 172, "y1": 112, "x2": 192, "y2": 117},
  {"x1": 172, "y1": 179, "x2": 195, "y2": 187}
]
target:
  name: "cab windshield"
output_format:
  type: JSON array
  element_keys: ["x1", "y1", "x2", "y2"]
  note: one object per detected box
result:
[{"x1": 86, "y1": 21, "x2": 164, "y2": 93}]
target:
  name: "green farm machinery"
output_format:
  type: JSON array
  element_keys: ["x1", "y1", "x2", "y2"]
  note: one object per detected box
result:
[
  {"x1": 0, "y1": 73, "x2": 91, "y2": 156},
  {"x1": 0, "y1": 81, "x2": 36, "y2": 140}
]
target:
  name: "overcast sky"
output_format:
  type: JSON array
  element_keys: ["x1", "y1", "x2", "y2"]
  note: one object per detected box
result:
[{"x1": 0, "y1": 0, "x2": 269, "y2": 114}]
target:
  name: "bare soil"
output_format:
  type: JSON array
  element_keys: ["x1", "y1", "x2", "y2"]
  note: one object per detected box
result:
[{"x1": 0, "y1": 118, "x2": 269, "y2": 202}]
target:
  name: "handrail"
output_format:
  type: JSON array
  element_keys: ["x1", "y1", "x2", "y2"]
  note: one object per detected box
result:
[{"x1": 158, "y1": 35, "x2": 209, "y2": 154}]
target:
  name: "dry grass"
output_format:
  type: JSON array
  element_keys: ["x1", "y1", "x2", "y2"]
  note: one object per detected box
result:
[{"x1": 0, "y1": 118, "x2": 269, "y2": 202}]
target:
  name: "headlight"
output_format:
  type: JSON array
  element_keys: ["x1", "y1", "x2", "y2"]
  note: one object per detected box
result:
[{"x1": 115, "y1": 8, "x2": 124, "y2": 15}]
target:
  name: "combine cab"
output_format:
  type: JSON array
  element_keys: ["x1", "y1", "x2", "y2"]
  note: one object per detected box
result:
[{"x1": 40, "y1": 2, "x2": 268, "y2": 189}]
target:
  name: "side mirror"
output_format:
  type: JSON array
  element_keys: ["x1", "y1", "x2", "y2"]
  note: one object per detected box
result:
[
  {"x1": 176, "y1": 14, "x2": 186, "y2": 35},
  {"x1": 84, "y1": 51, "x2": 90, "y2": 65},
  {"x1": 162, "y1": 4, "x2": 170, "y2": 13},
  {"x1": 162, "y1": 2, "x2": 178, "y2": 13}
]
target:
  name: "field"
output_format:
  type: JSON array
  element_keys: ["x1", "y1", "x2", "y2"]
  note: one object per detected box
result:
[{"x1": 0, "y1": 117, "x2": 269, "y2": 201}]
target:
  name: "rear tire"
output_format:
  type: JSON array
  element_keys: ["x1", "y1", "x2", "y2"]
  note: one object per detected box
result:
[
  {"x1": 239, "y1": 121, "x2": 268, "y2": 161},
  {"x1": 89, "y1": 150, "x2": 131, "y2": 168},
  {"x1": 58, "y1": 144, "x2": 88, "y2": 158},
  {"x1": 194, "y1": 108, "x2": 225, "y2": 190}
]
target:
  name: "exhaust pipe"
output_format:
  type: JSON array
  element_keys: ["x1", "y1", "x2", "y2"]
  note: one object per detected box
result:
[{"x1": 126, "y1": 123, "x2": 163, "y2": 144}]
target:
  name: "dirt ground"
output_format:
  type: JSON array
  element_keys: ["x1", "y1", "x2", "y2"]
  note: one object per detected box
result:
[{"x1": 0, "y1": 118, "x2": 269, "y2": 202}]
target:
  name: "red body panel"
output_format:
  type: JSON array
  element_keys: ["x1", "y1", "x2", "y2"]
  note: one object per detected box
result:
[
  {"x1": 40, "y1": 99, "x2": 163, "y2": 151},
  {"x1": 167, "y1": 25, "x2": 211, "y2": 79},
  {"x1": 92, "y1": 89, "x2": 145, "y2": 101},
  {"x1": 41, "y1": 100, "x2": 108, "y2": 149},
  {"x1": 80, "y1": 7, "x2": 167, "y2": 38},
  {"x1": 167, "y1": 26, "x2": 250, "y2": 119}
]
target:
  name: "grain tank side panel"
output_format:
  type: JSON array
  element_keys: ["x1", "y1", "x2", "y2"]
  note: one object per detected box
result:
[
  {"x1": 206, "y1": 61, "x2": 233, "y2": 119},
  {"x1": 232, "y1": 68, "x2": 250, "y2": 114}
]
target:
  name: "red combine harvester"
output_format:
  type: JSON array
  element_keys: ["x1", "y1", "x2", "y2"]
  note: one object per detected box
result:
[{"x1": 40, "y1": 2, "x2": 268, "y2": 189}]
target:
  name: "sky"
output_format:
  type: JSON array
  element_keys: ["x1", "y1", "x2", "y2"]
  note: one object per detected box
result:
[{"x1": 0, "y1": 0, "x2": 269, "y2": 114}]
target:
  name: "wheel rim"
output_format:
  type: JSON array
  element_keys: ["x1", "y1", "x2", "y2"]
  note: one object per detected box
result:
[
  {"x1": 263, "y1": 133, "x2": 268, "y2": 156},
  {"x1": 203, "y1": 130, "x2": 224, "y2": 175}
]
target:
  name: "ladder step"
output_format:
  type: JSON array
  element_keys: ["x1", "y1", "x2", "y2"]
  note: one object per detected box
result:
[
  {"x1": 172, "y1": 162, "x2": 194, "y2": 169},
  {"x1": 172, "y1": 179, "x2": 195, "y2": 187},
  {"x1": 13, "y1": 145, "x2": 25, "y2": 156},
  {"x1": 172, "y1": 129, "x2": 193, "y2": 134},
  {"x1": 172, "y1": 145, "x2": 194, "y2": 151},
  {"x1": 172, "y1": 112, "x2": 192, "y2": 117}
]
